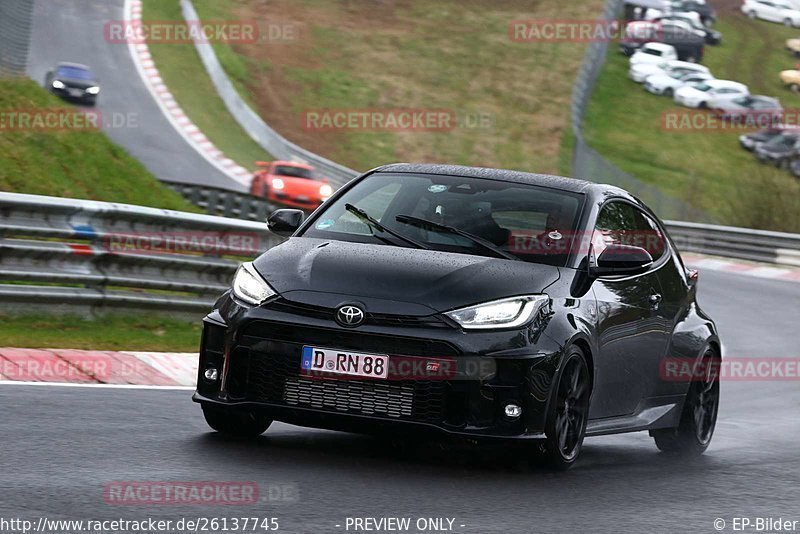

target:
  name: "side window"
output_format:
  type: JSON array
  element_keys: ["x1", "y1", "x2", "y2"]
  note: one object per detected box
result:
[
  {"x1": 314, "y1": 182, "x2": 401, "y2": 235},
  {"x1": 594, "y1": 202, "x2": 667, "y2": 262}
]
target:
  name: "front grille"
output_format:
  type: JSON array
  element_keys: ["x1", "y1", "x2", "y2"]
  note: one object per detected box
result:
[
  {"x1": 231, "y1": 342, "x2": 447, "y2": 423},
  {"x1": 283, "y1": 376, "x2": 414, "y2": 418}
]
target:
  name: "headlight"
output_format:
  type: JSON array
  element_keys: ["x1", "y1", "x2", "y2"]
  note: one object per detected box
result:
[
  {"x1": 319, "y1": 184, "x2": 333, "y2": 198},
  {"x1": 86, "y1": 86, "x2": 100, "y2": 95},
  {"x1": 272, "y1": 178, "x2": 285, "y2": 190},
  {"x1": 52, "y1": 80, "x2": 65, "y2": 89},
  {"x1": 444, "y1": 295, "x2": 549, "y2": 330},
  {"x1": 231, "y1": 262, "x2": 276, "y2": 306}
]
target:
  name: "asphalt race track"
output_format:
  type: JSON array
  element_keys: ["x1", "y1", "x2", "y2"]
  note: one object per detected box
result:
[
  {"x1": 25, "y1": 0, "x2": 245, "y2": 192},
  {"x1": 1, "y1": 269, "x2": 798, "y2": 533}
]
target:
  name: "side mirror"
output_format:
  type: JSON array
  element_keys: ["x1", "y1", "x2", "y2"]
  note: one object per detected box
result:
[
  {"x1": 590, "y1": 244, "x2": 653, "y2": 277},
  {"x1": 267, "y1": 209, "x2": 305, "y2": 237}
]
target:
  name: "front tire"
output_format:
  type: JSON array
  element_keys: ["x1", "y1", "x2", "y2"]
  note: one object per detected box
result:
[
  {"x1": 651, "y1": 348, "x2": 720, "y2": 455},
  {"x1": 542, "y1": 346, "x2": 591, "y2": 470},
  {"x1": 202, "y1": 405, "x2": 272, "y2": 437}
]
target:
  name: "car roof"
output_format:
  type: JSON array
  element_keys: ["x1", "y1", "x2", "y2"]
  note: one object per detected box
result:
[
  {"x1": 707, "y1": 79, "x2": 746, "y2": 88},
  {"x1": 56, "y1": 62, "x2": 91, "y2": 70},
  {"x1": 374, "y1": 163, "x2": 633, "y2": 199},
  {"x1": 641, "y1": 42, "x2": 675, "y2": 51}
]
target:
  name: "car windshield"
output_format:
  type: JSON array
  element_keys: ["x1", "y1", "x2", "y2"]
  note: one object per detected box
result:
[
  {"x1": 692, "y1": 83, "x2": 711, "y2": 91},
  {"x1": 301, "y1": 173, "x2": 585, "y2": 266},
  {"x1": 56, "y1": 66, "x2": 94, "y2": 80},
  {"x1": 765, "y1": 134, "x2": 798, "y2": 148},
  {"x1": 273, "y1": 165, "x2": 316, "y2": 179}
]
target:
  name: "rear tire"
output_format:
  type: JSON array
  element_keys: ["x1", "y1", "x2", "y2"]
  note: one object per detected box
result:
[
  {"x1": 542, "y1": 346, "x2": 591, "y2": 471},
  {"x1": 202, "y1": 405, "x2": 272, "y2": 437},
  {"x1": 651, "y1": 348, "x2": 720, "y2": 455},
  {"x1": 748, "y1": 11, "x2": 757, "y2": 19},
  {"x1": 664, "y1": 87, "x2": 674, "y2": 97}
]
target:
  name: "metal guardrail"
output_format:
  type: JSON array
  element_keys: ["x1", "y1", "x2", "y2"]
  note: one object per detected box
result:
[
  {"x1": 0, "y1": 192, "x2": 281, "y2": 313},
  {"x1": 181, "y1": 0, "x2": 359, "y2": 189},
  {"x1": 0, "y1": 0, "x2": 34, "y2": 77},
  {"x1": 665, "y1": 221, "x2": 800, "y2": 267},
  {"x1": 0, "y1": 192, "x2": 798, "y2": 316},
  {"x1": 163, "y1": 180, "x2": 282, "y2": 221}
]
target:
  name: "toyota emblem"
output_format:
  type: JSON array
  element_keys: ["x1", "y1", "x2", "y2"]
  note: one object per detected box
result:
[{"x1": 336, "y1": 305, "x2": 365, "y2": 327}]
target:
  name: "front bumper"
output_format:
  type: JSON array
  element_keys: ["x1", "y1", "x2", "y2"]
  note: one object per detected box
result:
[
  {"x1": 268, "y1": 191, "x2": 322, "y2": 210},
  {"x1": 193, "y1": 296, "x2": 563, "y2": 440}
]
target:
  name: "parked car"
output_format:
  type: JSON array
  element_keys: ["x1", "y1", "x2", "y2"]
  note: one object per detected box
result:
[
  {"x1": 653, "y1": 13, "x2": 722, "y2": 44},
  {"x1": 250, "y1": 161, "x2": 333, "y2": 210},
  {"x1": 754, "y1": 131, "x2": 800, "y2": 167},
  {"x1": 197, "y1": 163, "x2": 721, "y2": 471},
  {"x1": 648, "y1": 1, "x2": 718, "y2": 26},
  {"x1": 715, "y1": 95, "x2": 784, "y2": 125},
  {"x1": 739, "y1": 126, "x2": 797, "y2": 151},
  {"x1": 780, "y1": 69, "x2": 800, "y2": 92},
  {"x1": 786, "y1": 37, "x2": 800, "y2": 56},
  {"x1": 44, "y1": 62, "x2": 100, "y2": 106},
  {"x1": 630, "y1": 59, "x2": 710, "y2": 83},
  {"x1": 630, "y1": 42, "x2": 680, "y2": 65},
  {"x1": 619, "y1": 19, "x2": 706, "y2": 61},
  {"x1": 644, "y1": 70, "x2": 714, "y2": 96},
  {"x1": 789, "y1": 158, "x2": 800, "y2": 177},
  {"x1": 674, "y1": 80, "x2": 750, "y2": 108},
  {"x1": 742, "y1": 0, "x2": 800, "y2": 27}
]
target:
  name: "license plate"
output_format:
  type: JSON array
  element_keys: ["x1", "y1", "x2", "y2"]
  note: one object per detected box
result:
[
  {"x1": 301, "y1": 346, "x2": 389, "y2": 379},
  {"x1": 68, "y1": 88, "x2": 83, "y2": 97}
]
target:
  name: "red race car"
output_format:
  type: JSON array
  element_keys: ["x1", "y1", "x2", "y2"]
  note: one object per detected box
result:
[{"x1": 250, "y1": 160, "x2": 333, "y2": 210}]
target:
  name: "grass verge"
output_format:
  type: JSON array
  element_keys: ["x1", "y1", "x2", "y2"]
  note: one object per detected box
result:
[
  {"x1": 186, "y1": 0, "x2": 602, "y2": 176},
  {"x1": 141, "y1": 0, "x2": 273, "y2": 171},
  {"x1": 584, "y1": 15, "x2": 800, "y2": 231},
  {"x1": 0, "y1": 78, "x2": 197, "y2": 210},
  {"x1": 0, "y1": 313, "x2": 202, "y2": 352}
]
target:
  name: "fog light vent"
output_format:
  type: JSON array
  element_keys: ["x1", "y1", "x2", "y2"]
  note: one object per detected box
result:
[
  {"x1": 204, "y1": 367, "x2": 219, "y2": 382},
  {"x1": 504, "y1": 403, "x2": 522, "y2": 419}
]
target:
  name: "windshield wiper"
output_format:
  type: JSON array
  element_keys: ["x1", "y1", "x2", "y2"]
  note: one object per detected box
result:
[
  {"x1": 344, "y1": 204, "x2": 429, "y2": 250},
  {"x1": 395, "y1": 214, "x2": 520, "y2": 261}
]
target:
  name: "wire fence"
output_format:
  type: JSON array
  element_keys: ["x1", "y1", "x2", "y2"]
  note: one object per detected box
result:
[
  {"x1": 0, "y1": 0, "x2": 34, "y2": 77},
  {"x1": 570, "y1": 0, "x2": 712, "y2": 222}
]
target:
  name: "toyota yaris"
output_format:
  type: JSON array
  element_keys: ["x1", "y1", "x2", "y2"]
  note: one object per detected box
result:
[{"x1": 195, "y1": 164, "x2": 721, "y2": 470}]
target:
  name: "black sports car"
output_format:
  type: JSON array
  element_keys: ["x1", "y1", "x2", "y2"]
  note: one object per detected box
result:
[
  {"x1": 44, "y1": 62, "x2": 100, "y2": 106},
  {"x1": 194, "y1": 164, "x2": 721, "y2": 470}
]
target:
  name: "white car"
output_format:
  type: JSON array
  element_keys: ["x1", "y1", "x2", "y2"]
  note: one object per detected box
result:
[
  {"x1": 741, "y1": 0, "x2": 800, "y2": 26},
  {"x1": 674, "y1": 80, "x2": 751, "y2": 108},
  {"x1": 629, "y1": 43, "x2": 679, "y2": 65},
  {"x1": 644, "y1": 70, "x2": 714, "y2": 96},
  {"x1": 629, "y1": 59, "x2": 710, "y2": 83}
]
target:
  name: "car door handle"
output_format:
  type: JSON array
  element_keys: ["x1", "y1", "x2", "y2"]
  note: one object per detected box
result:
[{"x1": 649, "y1": 293, "x2": 663, "y2": 308}]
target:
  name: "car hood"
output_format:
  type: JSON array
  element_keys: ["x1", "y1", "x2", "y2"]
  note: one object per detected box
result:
[{"x1": 253, "y1": 237, "x2": 562, "y2": 315}]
